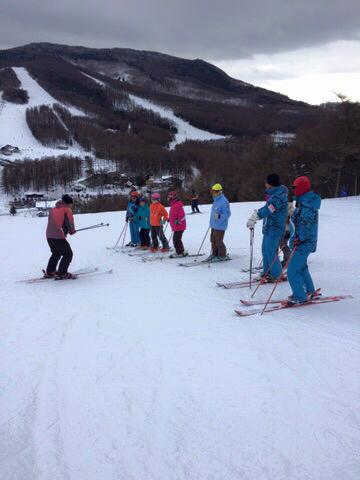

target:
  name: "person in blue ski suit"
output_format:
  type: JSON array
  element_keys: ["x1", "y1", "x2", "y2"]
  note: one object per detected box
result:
[
  {"x1": 246, "y1": 174, "x2": 288, "y2": 280},
  {"x1": 126, "y1": 191, "x2": 140, "y2": 246},
  {"x1": 287, "y1": 176, "x2": 321, "y2": 304},
  {"x1": 208, "y1": 183, "x2": 231, "y2": 261},
  {"x1": 135, "y1": 197, "x2": 151, "y2": 248}
]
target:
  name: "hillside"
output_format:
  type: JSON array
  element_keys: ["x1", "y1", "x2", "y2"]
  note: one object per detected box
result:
[{"x1": 1, "y1": 197, "x2": 359, "y2": 480}]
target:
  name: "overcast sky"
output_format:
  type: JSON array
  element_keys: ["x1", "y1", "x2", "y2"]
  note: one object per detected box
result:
[{"x1": 1, "y1": 0, "x2": 359, "y2": 104}]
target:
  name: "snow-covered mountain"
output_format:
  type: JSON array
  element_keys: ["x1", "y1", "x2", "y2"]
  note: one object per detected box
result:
[{"x1": 1, "y1": 197, "x2": 359, "y2": 480}]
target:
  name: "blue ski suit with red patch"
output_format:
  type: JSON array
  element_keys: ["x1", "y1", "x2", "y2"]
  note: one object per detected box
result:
[{"x1": 257, "y1": 185, "x2": 288, "y2": 279}]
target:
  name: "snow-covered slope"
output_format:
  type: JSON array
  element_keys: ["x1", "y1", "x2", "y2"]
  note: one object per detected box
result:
[
  {"x1": 0, "y1": 67, "x2": 85, "y2": 160},
  {"x1": 1, "y1": 198, "x2": 359, "y2": 480},
  {"x1": 129, "y1": 94, "x2": 224, "y2": 148}
]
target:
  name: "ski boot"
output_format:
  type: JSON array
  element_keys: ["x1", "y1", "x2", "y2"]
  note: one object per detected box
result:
[
  {"x1": 150, "y1": 247, "x2": 159, "y2": 253},
  {"x1": 161, "y1": 247, "x2": 170, "y2": 253},
  {"x1": 55, "y1": 272, "x2": 77, "y2": 280},
  {"x1": 42, "y1": 270, "x2": 56, "y2": 279}
]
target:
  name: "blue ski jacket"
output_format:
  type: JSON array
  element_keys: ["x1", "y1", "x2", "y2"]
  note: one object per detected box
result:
[
  {"x1": 210, "y1": 193, "x2": 231, "y2": 231},
  {"x1": 135, "y1": 204, "x2": 150, "y2": 229},
  {"x1": 290, "y1": 191, "x2": 321, "y2": 252},
  {"x1": 126, "y1": 200, "x2": 139, "y2": 222},
  {"x1": 257, "y1": 185, "x2": 288, "y2": 235}
]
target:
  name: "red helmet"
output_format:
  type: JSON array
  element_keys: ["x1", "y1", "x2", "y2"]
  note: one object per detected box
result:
[
  {"x1": 167, "y1": 191, "x2": 177, "y2": 200},
  {"x1": 130, "y1": 191, "x2": 139, "y2": 197},
  {"x1": 292, "y1": 176, "x2": 311, "y2": 197}
]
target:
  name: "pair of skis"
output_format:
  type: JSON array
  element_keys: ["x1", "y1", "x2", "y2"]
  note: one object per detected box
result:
[
  {"x1": 217, "y1": 276, "x2": 286, "y2": 289},
  {"x1": 19, "y1": 267, "x2": 113, "y2": 284},
  {"x1": 142, "y1": 253, "x2": 205, "y2": 263},
  {"x1": 235, "y1": 293, "x2": 353, "y2": 316},
  {"x1": 179, "y1": 256, "x2": 232, "y2": 268}
]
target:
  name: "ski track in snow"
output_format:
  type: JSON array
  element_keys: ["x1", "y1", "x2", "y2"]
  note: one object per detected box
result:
[
  {"x1": 0, "y1": 67, "x2": 86, "y2": 161},
  {"x1": 1, "y1": 198, "x2": 360, "y2": 480},
  {"x1": 129, "y1": 94, "x2": 224, "y2": 149}
]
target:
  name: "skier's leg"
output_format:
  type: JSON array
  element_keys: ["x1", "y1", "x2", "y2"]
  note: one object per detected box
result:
[
  {"x1": 144, "y1": 229, "x2": 151, "y2": 247},
  {"x1": 265, "y1": 234, "x2": 282, "y2": 279},
  {"x1": 129, "y1": 221, "x2": 136, "y2": 244},
  {"x1": 210, "y1": 229, "x2": 218, "y2": 256},
  {"x1": 139, "y1": 228, "x2": 145, "y2": 246},
  {"x1": 301, "y1": 253, "x2": 315, "y2": 294},
  {"x1": 287, "y1": 249, "x2": 307, "y2": 302},
  {"x1": 173, "y1": 231, "x2": 184, "y2": 254},
  {"x1": 261, "y1": 235, "x2": 269, "y2": 275},
  {"x1": 191, "y1": 202, "x2": 196, "y2": 213},
  {"x1": 46, "y1": 238, "x2": 61, "y2": 274},
  {"x1": 151, "y1": 226, "x2": 159, "y2": 249},
  {"x1": 57, "y1": 239, "x2": 73, "y2": 276},
  {"x1": 159, "y1": 226, "x2": 169, "y2": 249},
  {"x1": 133, "y1": 223, "x2": 140, "y2": 245},
  {"x1": 214, "y1": 230, "x2": 226, "y2": 257},
  {"x1": 195, "y1": 201, "x2": 200, "y2": 213}
]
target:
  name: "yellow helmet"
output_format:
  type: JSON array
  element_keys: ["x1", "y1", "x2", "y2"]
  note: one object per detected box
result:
[{"x1": 211, "y1": 183, "x2": 223, "y2": 191}]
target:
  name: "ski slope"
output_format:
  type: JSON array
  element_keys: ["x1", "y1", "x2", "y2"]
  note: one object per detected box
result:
[
  {"x1": 1, "y1": 198, "x2": 360, "y2": 480},
  {"x1": 129, "y1": 94, "x2": 224, "y2": 148},
  {"x1": 0, "y1": 67, "x2": 86, "y2": 160}
]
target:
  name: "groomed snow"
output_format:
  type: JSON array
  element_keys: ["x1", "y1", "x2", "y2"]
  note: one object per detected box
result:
[
  {"x1": 129, "y1": 94, "x2": 224, "y2": 148},
  {"x1": 1, "y1": 197, "x2": 360, "y2": 480},
  {"x1": 0, "y1": 67, "x2": 86, "y2": 161}
]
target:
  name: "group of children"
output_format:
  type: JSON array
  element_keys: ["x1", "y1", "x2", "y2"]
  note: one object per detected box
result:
[
  {"x1": 44, "y1": 174, "x2": 321, "y2": 306},
  {"x1": 126, "y1": 190, "x2": 187, "y2": 257}
]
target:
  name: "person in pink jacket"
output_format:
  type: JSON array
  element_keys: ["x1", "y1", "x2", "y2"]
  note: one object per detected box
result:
[{"x1": 168, "y1": 191, "x2": 187, "y2": 257}]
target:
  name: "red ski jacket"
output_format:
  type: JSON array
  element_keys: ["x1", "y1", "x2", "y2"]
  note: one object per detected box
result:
[
  {"x1": 169, "y1": 199, "x2": 186, "y2": 232},
  {"x1": 46, "y1": 201, "x2": 76, "y2": 239}
]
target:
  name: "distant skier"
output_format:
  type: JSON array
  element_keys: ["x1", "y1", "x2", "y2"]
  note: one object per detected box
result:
[
  {"x1": 246, "y1": 174, "x2": 288, "y2": 281},
  {"x1": 136, "y1": 197, "x2": 151, "y2": 249},
  {"x1": 286, "y1": 176, "x2": 321, "y2": 305},
  {"x1": 190, "y1": 190, "x2": 201, "y2": 214},
  {"x1": 168, "y1": 191, "x2": 187, "y2": 257},
  {"x1": 150, "y1": 193, "x2": 169, "y2": 252},
  {"x1": 208, "y1": 183, "x2": 231, "y2": 262},
  {"x1": 9, "y1": 204, "x2": 16, "y2": 216},
  {"x1": 125, "y1": 191, "x2": 140, "y2": 247},
  {"x1": 44, "y1": 194, "x2": 76, "y2": 279}
]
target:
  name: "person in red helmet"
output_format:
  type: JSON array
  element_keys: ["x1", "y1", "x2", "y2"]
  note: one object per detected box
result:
[
  {"x1": 167, "y1": 191, "x2": 188, "y2": 257},
  {"x1": 286, "y1": 176, "x2": 321, "y2": 305},
  {"x1": 45, "y1": 194, "x2": 76, "y2": 279}
]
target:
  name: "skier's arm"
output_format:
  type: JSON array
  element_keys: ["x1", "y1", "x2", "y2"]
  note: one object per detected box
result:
[{"x1": 64, "y1": 209, "x2": 76, "y2": 235}]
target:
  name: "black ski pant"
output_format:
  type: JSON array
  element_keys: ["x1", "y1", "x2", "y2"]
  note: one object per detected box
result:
[
  {"x1": 47, "y1": 238, "x2": 73, "y2": 275},
  {"x1": 139, "y1": 228, "x2": 151, "y2": 247},
  {"x1": 173, "y1": 230, "x2": 185, "y2": 254},
  {"x1": 151, "y1": 226, "x2": 169, "y2": 249},
  {"x1": 191, "y1": 200, "x2": 200, "y2": 213},
  {"x1": 210, "y1": 229, "x2": 226, "y2": 257}
]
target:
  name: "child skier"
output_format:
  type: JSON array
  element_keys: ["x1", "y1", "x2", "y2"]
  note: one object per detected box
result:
[
  {"x1": 136, "y1": 197, "x2": 151, "y2": 249},
  {"x1": 286, "y1": 176, "x2": 321, "y2": 305},
  {"x1": 45, "y1": 194, "x2": 76, "y2": 279},
  {"x1": 168, "y1": 191, "x2": 187, "y2": 257},
  {"x1": 208, "y1": 183, "x2": 231, "y2": 261},
  {"x1": 150, "y1": 193, "x2": 169, "y2": 252},
  {"x1": 126, "y1": 191, "x2": 140, "y2": 246},
  {"x1": 246, "y1": 174, "x2": 288, "y2": 281}
]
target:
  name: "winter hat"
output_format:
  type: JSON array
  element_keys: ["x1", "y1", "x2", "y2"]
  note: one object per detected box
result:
[
  {"x1": 211, "y1": 183, "x2": 223, "y2": 191},
  {"x1": 167, "y1": 191, "x2": 177, "y2": 200},
  {"x1": 266, "y1": 173, "x2": 280, "y2": 187},
  {"x1": 292, "y1": 176, "x2": 311, "y2": 197},
  {"x1": 151, "y1": 192, "x2": 161, "y2": 200},
  {"x1": 62, "y1": 194, "x2": 73, "y2": 204},
  {"x1": 139, "y1": 197, "x2": 147, "y2": 203}
]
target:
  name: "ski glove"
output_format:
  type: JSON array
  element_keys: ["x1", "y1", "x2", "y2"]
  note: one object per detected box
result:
[
  {"x1": 160, "y1": 219, "x2": 167, "y2": 226},
  {"x1": 174, "y1": 219, "x2": 180, "y2": 225},
  {"x1": 246, "y1": 210, "x2": 259, "y2": 229}
]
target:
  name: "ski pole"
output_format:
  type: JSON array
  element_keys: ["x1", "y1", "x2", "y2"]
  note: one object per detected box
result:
[
  {"x1": 196, "y1": 226, "x2": 211, "y2": 257},
  {"x1": 250, "y1": 248, "x2": 281, "y2": 298},
  {"x1": 76, "y1": 223, "x2": 110, "y2": 233},
  {"x1": 249, "y1": 228, "x2": 255, "y2": 289},
  {"x1": 260, "y1": 247, "x2": 297, "y2": 315},
  {"x1": 121, "y1": 222, "x2": 128, "y2": 247},
  {"x1": 112, "y1": 222, "x2": 127, "y2": 249}
]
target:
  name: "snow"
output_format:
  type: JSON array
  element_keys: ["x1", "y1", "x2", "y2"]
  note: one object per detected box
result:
[
  {"x1": 0, "y1": 67, "x2": 86, "y2": 161},
  {"x1": 82, "y1": 72, "x2": 107, "y2": 88},
  {"x1": 129, "y1": 94, "x2": 225, "y2": 148},
  {"x1": 1, "y1": 197, "x2": 360, "y2": 480}
]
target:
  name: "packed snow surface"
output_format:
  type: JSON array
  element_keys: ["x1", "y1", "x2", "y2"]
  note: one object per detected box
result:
[
  {"x1": 0, "y1": 67, "x2": 85, "y2": 160},
  {"x1": 129, "y1": 94, "x2": 224, "y2": 148},
  {"x1": 1, "y1": 197, "x2": 360, "y2": 480}
]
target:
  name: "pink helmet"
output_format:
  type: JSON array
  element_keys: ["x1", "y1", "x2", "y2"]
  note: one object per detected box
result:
[{"x1": 151, "y1": 192, "x2": 161, "y2": 200}]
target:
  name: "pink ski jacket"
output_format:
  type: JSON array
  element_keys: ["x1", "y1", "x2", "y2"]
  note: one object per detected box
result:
[
  {"x1": 46, "y1": 201, "x2": 76, "y2": 239},
  {"x1": 169, "y1": 199, "x2": 186, "y2": 232}
]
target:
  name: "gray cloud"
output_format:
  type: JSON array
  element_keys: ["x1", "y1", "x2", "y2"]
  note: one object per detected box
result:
[{"x1": 0, "y1": 0, "x2": 360, "y2": 60}]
